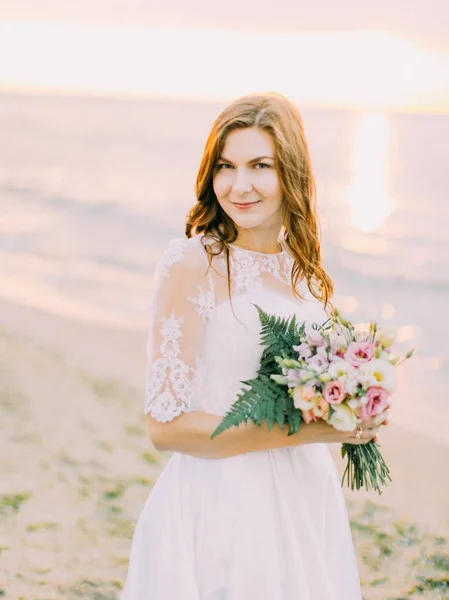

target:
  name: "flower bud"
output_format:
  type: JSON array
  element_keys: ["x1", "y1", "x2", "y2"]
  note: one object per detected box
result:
[
  {"x1": 300, "y1": 372, "x2": 316, "y2": 383},
  {"x1": 271, "y1": 374, "x2": 289, "y2": 385},
  {"x1": 378, "y1": 328, "x2": 395, "y2": 348},
  {"x1": 318, "y1": 372, "x2": 332, "y2": 383}
]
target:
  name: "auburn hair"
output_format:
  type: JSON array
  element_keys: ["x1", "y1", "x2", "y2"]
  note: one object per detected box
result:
[{"x1": 185, "y1": 91, "x2": 334, "y2": 310}]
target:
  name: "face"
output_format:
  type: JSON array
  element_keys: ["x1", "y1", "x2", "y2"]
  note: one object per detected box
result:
[{"x1": 212, "y1": 127, "x2": 283, "y2": 235}]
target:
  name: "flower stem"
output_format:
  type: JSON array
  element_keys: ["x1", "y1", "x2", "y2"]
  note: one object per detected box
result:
[{"x1": 341, "y1": 441, "x2": 391, "y2": 494}]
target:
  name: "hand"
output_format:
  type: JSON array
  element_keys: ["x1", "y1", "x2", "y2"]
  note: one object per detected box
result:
[
  {"x1": 346, "y1": 409, "x2": 390, "y2": 445},
  {"x1": 295, "y1": 409, "x2": 389, "y2": 446}
]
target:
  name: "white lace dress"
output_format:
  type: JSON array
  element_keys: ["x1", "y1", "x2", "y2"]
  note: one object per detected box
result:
[{"x1": 120, "y1": 235, "x2": 362, "y2": 600}]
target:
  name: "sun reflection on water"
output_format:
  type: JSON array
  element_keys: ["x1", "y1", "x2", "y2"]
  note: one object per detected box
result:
[{"x1": 346, "y1": 113, "x2": 393, "y2": 232}]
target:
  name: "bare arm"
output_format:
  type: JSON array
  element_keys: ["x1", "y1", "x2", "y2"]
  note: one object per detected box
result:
[{"x1": 148, "y1": 410, "x2": 388, "y2": 459}]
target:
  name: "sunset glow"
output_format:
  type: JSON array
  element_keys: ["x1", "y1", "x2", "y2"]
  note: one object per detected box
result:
[
  {"x1": 346, "y1": 113, "x2": 393, "y2": 232},
  {"x1": 1, "y1": 21, "x2": 449, "y2": 112}
]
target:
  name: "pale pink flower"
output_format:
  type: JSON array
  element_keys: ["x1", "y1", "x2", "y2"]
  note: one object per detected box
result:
[
  {"x1": 312, "y1": 396, "x2": 330, "y2": 420},
  {"x1": 307, "y1": 353, "x2": 329, "y2": 373},
  {"x1": 323, "y1": 380, "x2": 346, "y2": 405},
  {"x1": 302, "y1": 386, "x2": 316, "y2": 401},
  {"x1": 358, "y1": 386, "x2": 390, "y2": 421},
  {"x1": 293, "y1": 343, "x2": 313, "y2": 360},
  {"x1": 305, "y1": 324, "x2": 325, "y2": 347},
  {"x1": 302, "y1": 409, "x2": 318, "y2": 424},
  {"x1": 316, "y1": 345, "x2": 329, "y2": 361},
  {"x1": 344, "y1": 341, "x2": 375, "y2": 368},
  {"x1": 286, "y1": 369, "x2": 301, "y2": 384},
  {"x1": 329, "y1": 332, "x2": 347, "y2": 355}
]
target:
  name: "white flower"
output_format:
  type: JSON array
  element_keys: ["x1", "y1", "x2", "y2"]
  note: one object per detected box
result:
[
  {"x1": 347, "y1": 397, "x2": 361, "y2": 410},
  {"x1": 328, "y1": 360, "x2": 354, "y2": 380},
  {"x1": 328, "y1": 404, "x2": 357, "y2": 432},
  {"x1": 356, "y1": 359, "x2": 396, "y2": 393},
  {"x1": 345, "y1": 376, "x2": 360, "y2": 396},
  {"x1": 327, "y1": 361, "x2": 359, "y2": 395},
  {"x1": 293, "y1": 385, "x2": 315, "y2": 410}
]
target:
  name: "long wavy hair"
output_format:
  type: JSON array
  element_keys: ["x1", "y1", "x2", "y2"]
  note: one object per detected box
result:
[{"x1": 185, "y1": 91, "x2": 334, "y2": 310}]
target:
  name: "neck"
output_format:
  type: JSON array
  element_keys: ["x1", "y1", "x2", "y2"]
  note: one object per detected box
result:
[{"x1": 232, "y1": 229, "x2": 283, "y2": 255}]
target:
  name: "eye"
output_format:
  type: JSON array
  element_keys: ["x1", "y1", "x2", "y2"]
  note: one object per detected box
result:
[
  {"x1": 216, "y1": 163, "x2": 233, "y2": 170},
  {"x1": 254, "y1": 163, "x2": 271, "y2": 169}
]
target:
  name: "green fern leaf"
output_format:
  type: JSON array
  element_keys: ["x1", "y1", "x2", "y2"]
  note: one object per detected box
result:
[{"x1": 210, "y1": 385, "x2": 260, "y2": 438}]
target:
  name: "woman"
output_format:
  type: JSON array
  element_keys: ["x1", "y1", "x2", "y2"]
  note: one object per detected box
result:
[{"x1": 121, "y1": 92, "x2": 388, "y2": 599}]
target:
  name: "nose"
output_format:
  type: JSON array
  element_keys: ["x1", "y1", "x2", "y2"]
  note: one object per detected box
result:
[{"x1": 231, "y1": 169, "x2": 252, "y2": 194}]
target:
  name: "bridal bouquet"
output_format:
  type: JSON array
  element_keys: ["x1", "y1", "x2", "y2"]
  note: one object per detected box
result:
[{"x1": 211, "y1": 306, "x2": 414, "y2": 494}]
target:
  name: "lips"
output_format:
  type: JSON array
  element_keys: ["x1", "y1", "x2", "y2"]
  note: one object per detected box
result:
[{"x1": 233, "y1": 201, "x2": 260, "y2": 209}]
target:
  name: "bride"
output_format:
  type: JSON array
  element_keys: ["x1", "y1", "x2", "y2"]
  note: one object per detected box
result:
[{"x1": 120, "y1": 92, "x2": 388, "y2": 599}]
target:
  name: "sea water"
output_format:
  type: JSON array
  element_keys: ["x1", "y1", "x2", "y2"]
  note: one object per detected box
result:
[{"x1": 1, "y1": 92, "x2": 448, "y2": 443}]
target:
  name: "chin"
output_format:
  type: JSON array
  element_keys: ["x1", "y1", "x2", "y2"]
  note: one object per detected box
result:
[{"x1": 227, "y1": 211, "x2": 265, "y2": 230}]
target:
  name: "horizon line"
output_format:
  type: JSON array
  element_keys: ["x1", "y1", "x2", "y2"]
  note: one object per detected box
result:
[{"x1": 1, "y1": 85, "x2": 448, "y2": 117}]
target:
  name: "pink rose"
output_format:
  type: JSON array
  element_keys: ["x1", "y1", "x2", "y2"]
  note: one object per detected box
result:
[
  {"x1": 344, "y1": 341, "x2": 375, "y2": 368},
  {"x1": 323, "y1": 380, "x2": 346, "y2": 405},
  {"x1": 358, "y1": 386, "x2": 390, "y2": 421}
]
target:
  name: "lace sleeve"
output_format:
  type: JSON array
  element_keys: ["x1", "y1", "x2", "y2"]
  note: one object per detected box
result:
[{"x1": 144, "y1": 238, "x2": 215, "y2": 422}]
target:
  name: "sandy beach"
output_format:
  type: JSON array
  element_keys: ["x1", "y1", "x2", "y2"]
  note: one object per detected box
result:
[{"x1": 0, "y1": 298, "x2": 448, "y2": 599}]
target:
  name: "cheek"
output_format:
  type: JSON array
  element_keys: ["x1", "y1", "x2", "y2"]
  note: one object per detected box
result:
[
  {"x1": 212, "y1": 173, "x2": 229, "y2": 200},
  {"x1": 259, "y1": 172, "x2": 282, "y2": 200}
]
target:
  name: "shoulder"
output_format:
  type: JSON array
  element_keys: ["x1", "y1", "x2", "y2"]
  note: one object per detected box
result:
[{"x1": 155, "y1": 235, "x2": 210, "y2": 280}]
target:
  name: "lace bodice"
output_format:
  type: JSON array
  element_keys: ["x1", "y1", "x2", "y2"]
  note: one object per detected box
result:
[{"x1": 145, "y1": 235, "x2": 329, "y2": 422}]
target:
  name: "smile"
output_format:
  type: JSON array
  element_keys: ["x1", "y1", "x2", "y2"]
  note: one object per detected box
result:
[{"x1": 233, "y1": 201, "x2": 260, "y2": 210}]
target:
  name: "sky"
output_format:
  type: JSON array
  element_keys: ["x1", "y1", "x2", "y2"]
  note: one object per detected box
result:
[{"x1": 1, "y1": 0, "x2": 448, "y2": 112}]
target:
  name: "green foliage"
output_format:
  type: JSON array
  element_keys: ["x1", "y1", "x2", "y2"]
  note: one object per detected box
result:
[
  {"x1": 26, "y1": 521, "x2": 59, "y2": 532},
  {"x1": 142, "y1": 452, "x2": 158, "y2": 465},
  {"x1": 256, "y1": 305, "x2": 303, "y2": 374},
  {"x1": 211, "y1": 306, "x2": 303, "y2": 439},
  {"x1": 0, "y1": 492, "x2": 32, "y2": 516},
  {"x1": 410, "y1": 576, "x2": 449, "y2": 594},
  {"x1": 102, "y1": 483, "x2": 125, "y2": 501}
]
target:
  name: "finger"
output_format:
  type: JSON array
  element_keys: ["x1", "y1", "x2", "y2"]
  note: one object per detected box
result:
[
  {"x1": 363, "y1": 426, "x2": 379, "y2": 439},
  {"x1": 346, "y1": 438, "x2": 367, "y2": 445},
  {"x1": 361, "y1": 423, "x2": 380, "y2": 433},
  {"x1": 373, "y1": 412, "x2": 388, "y2": 427},
  {"x1": 360, "y1": 418, "x2": 374, "y2": 428},
  {"x1": 364, "y1": 413, "x2": 388, "y2": 429},
  {"x1": 349, "y1": 425, "x2": 378, "y2": 442}
]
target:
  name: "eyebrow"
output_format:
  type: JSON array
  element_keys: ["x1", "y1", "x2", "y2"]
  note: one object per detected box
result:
[{"x1": 217, "y1": 155, "x2": 275, "y2": 164}]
